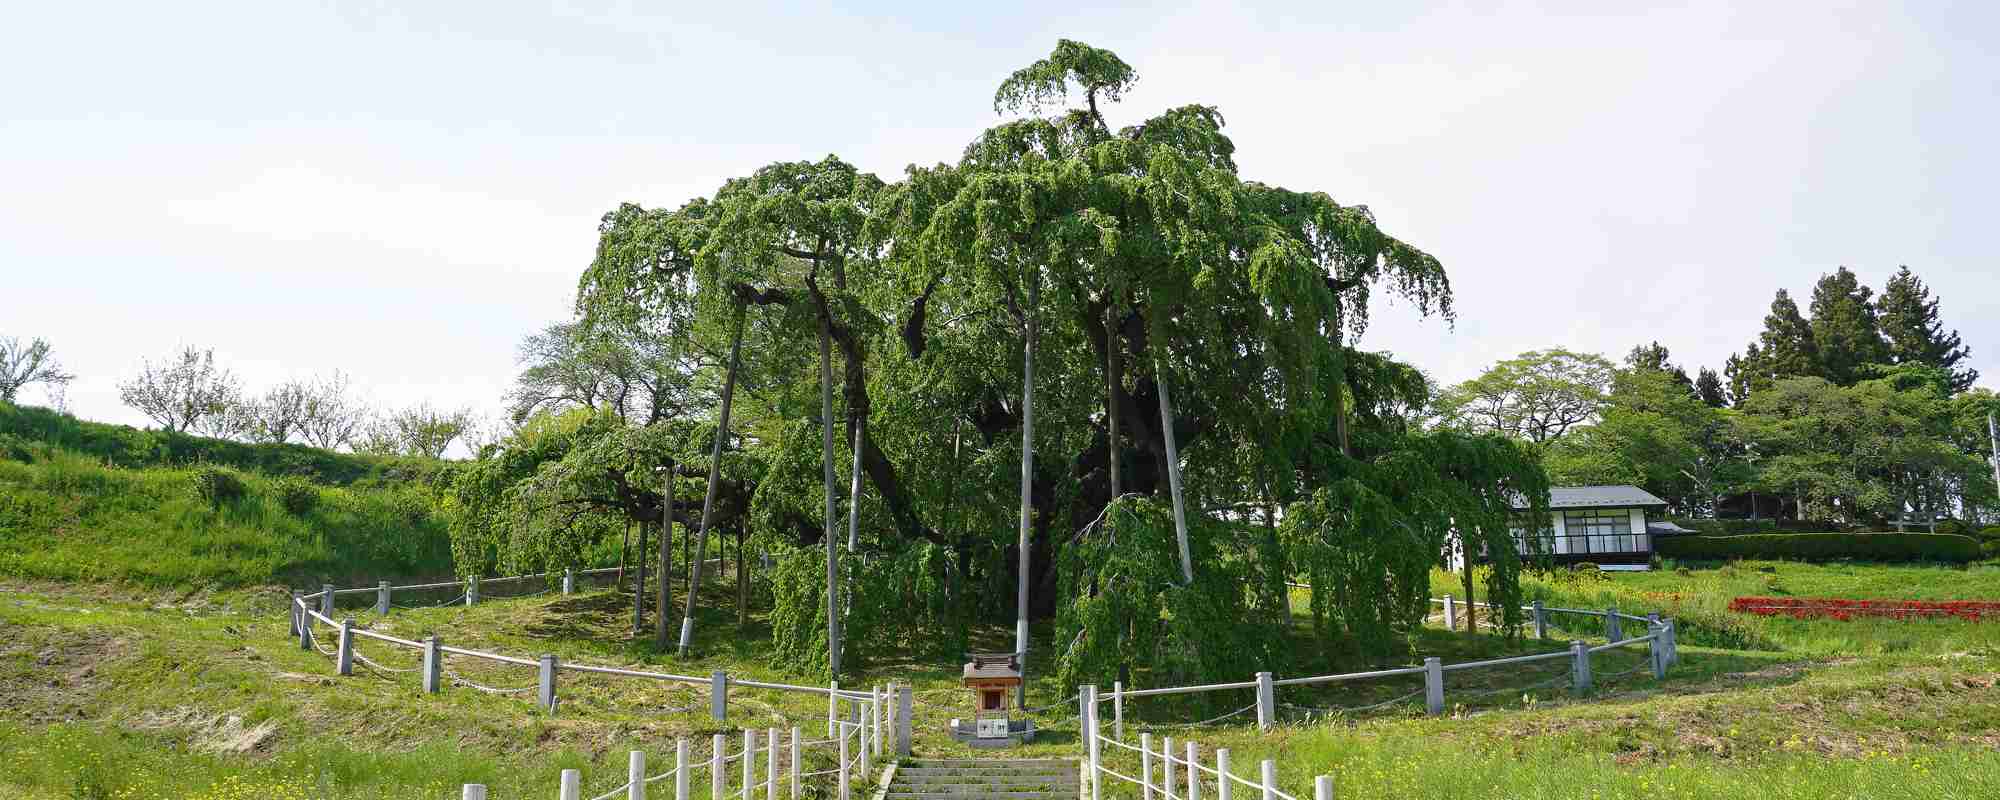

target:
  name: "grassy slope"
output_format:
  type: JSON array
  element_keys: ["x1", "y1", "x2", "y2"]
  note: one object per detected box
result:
[
  {"x1": 5, "y1": 561, "x2": 1999, "y2": 799},
  {"x1": 0, "y1": 449, "x2": 453, "y2": 588}
]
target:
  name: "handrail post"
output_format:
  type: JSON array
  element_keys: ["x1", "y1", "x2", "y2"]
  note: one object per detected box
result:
[
  {"x1": 743, "y1": 729, "x2": 757, "y2": 800},
  {"x1": 377, "y1": 580, "x2": 391, "y2": 615},
  {"x1": 462, "y1": 785, "x2": 486, "y2": 800},
  {"x1": 1113, "y1": 680, "x2": 1125, "y2": 741},
  {"x1": 1083, "y1": 685, "x2": 1101, "y2": 800},
  {"x1": 871, "y1": 685, "x2": 884, "y2": 757},
  {"x1": 1140, "y1": 733, "x2": 1154, "y2": 800},
  {"x1": 1255, "y1": 671, "x2": 1274, "y2": 731},
  {"x1": 628, "y1": 749, "x2": 646, "y2": 800},
  {"x1": 791, "y1": 727, "x2": 803, "y2": 800},
  {"x1": 1571, "y1": 640, "x2": 1592, "y2": 694},
  {"x1": 320, "y1": 584, "x2": 334, "y2": 616},
  {"x1": 1185, "y1": 741, "x2": 1199, "y2": 800},
  {"x1": 1605, "y1": 606, "x2": 1621, "y2": 640},
  {"x1": 838, "y1": 720, "x2": 851, "y2": 800},
  {"x1": 712, "y1": 670, "x2": 728, "y2": 722},
  {"x1": 1315, "y1": 775, "x2": 1333, "y2": 800},
  {"x1": 1215, "y1": 749, "x2": 1231, "y2": 800},
  {"x1": 1532, "y1": 600, "x2": 1547, "y2": 640},
  {"x1": 289, "y1": 591, "x2": 301, "y2": 636},
  {"x1": 766, "y1": 727, "x2": 778, "y2": 800},
  {"x1": 422, "y1": 635, "x2": 441, "y2": 694},
  {"x1": 539, "y1": 654, "x2": 558, "y2": 712},
  {"x1": 1423, "y1": 656, "x2": 1443, "y2": 716},
  {"x1": 857, "y1": 704, "x2": 870, "y2": 782},
  {"x1": 1443, "y1": 594, "x2": 1456, "y2": 631},
  {"x1": 1260, "y1": 759, "x2": 1277, "y2": 800},
  {"x1": 896, "y1": 685, "x2": 913, "y2": 757},
  {"x1": 711, "y1": 733, "x2": 725, "y2": 800},
  {"x1": 676, "y1": 738, "x2": 690, "y2": 800},
  {"x1": 1162, "y1": 736, "x2": 1175, "y2": 800},
  {"x1": 467, "y1": 575, "x2": 480, "y2": 606},
  {"x1": 560, "y1": 769, "x2": 581, "y2": 800},
  {"x1": 336, "y1": 617, "x2": 354, "y2": 676}
]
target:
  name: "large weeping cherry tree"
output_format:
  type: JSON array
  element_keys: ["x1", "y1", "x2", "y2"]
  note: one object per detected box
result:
[{"x1": 552, "y1": 40, "x2": 1550, "y2": 685}]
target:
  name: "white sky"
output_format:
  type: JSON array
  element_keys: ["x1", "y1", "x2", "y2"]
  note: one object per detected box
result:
[{"x1": 4, "y1": 1, "x2": 1995, "y2": 449}]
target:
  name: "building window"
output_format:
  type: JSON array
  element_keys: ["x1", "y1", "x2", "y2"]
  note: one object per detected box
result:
[
  {"x1": 1561, "y1": 509, "x2": 1634, "y2": 553},
  {"x1": 1512, "y1": 515, "x2": 1554, "y2": 556}
]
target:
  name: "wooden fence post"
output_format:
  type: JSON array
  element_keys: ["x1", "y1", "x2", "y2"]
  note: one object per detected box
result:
[
  {"x1": 1216, "y1": 749, "x2": 1231, "y2": 800},
  {"x1": 539, "y1": 654, "x2": 558, "y2": 712},
  {"x1": 628, "y1": 749, "x2": 646, "y2": 800},
  {"x1": 422, "y1": 635, "x2": 441, "y2": 694},
  {"x1": 1260, "y1": 760, "x2": 1277, "y2": 800},
  {"x1": 1532, "y1": 600, "x2": 1547, "y2": 639},
  {"x1": 1443, "y1": 594, "x2": 1456, "y2": 631},
  {"x1": 896, "y1": 685, "x2": 913, "y2": 757},
  {"x1": 560, "y1": 769, "x2": 581, "y2": 800},
  {"x1": 377, "y1": 580, "x2": 391, "y2": 615},
  {"x1": 712, "y1": 670, "x2": 728, "y2": 722},
  {"x1": 1140, "y1": 733, "x2": 1154, "y2": 800},
  {"x1": 711, "y1": 733, "x2": 725, "y2": 800},
  {"x1": 676, "y1": 738, "x2": 689, "y2": 800},
  {"x1": 1423, "y1": 657, "x2": 1443, "y2": 716},
  {"x1": 336, "y1": 618, "x2": 354, "y2": 676},
  {"x1": 1255, "y1": 671, "x2": 1274, "y2": 731},
  {"x1": 1571, "y1": 640, "x2": 1592, "y2": 694}
]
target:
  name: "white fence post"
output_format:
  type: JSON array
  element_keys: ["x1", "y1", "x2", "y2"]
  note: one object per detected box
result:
[
  {"x1": 1162, "y1": 736, "x2": 1175, "y2": 800},
  {"x1": 1255, "y1": 671, "x2": 1274, "y2": 731},
  {"x1": 462, "y1": 785, "x2": 486, "y2": 800},
  {"x1": 321, "y1": 584, "x2": 334, "y2": 616},
  {"x1": 838, "y1": 720, "x2": 851, "y2": 800},
  {"x1": 766, "y1": 727, "x2": 778, "y2": 800},
  {"x1": 289, "y1": 591, "x2": 302, "y2": 635},
  {"x1": 896, "y1": 685, "x2": 913, "y2": 757},
  {"x1": 564, "y1": 568, "x2": 575, "y2": 595},
  {"x1": 1112, "y1": 680, "x2": 1125, "y2": 741},
  {"x1": 827, "y1": 681, "x2": 839, "y2": 736},
  {"x1": 858, "y1": 704, "x2": 870, "y2": 782},
  {"x1": 1648, "y1": 624, "x2": 1667, "y2": 680},
  {"x1": 1185, "y1": 741, "x2": 1199, "y2": 800},
  {"x1": 467, "y1": 575, "x2": 480, "y2": 605},
  {"x1": 336, "y1": 618, "x2": 354, "y2": 676},
  {"x1": 539, "y1": 654, "x2": 558, "y2": 712},
  {"x1": 1605, "y1": 606, "x2": 1621, "y2": 641},
  {"x1": 1259, "y1": 760, "x2": 1276, "y2": 800},
  {"x1": 422, "y1": 635, "x2": 442, "y2": 693},
  {"x1": 1532, "y1": 600, "x2": 1547, "y2": 639},
  {"x1": 676, "y1": 738, "x2": 690, "y2": 800},
  {"x1": 1571, "y1": 640, "x2": 1592, "y2": 694},
  {"x1": 297, "y1": 604, "x2": 312, "y2": 651},
  {"x1": 629, "y1": 749, "x2": 647, "y2": 800},
  {"x1": 872, "y1": 685, "x2": 884, "y2": 758},
  {"x1": 1423, "y1": 656, "x2": 1443, "y2": 716},
  {"x1": 1084, "y1": 685, "x2": 1101, "y2": 800},
  {"x1": 1140, "y1": 732, "x2": 1154, "y2": 800},
  {"x1": 711, "y1": 733, "x2": 726, "y2": 800},
  {"x1": 712, "y1": 670, "x2": 728, "y2": 722},
  {"x1": 1315, "y1": 775, "x2": 1333, "y2": 800},
  {"x1": 743, "y1": 729, "x2": 757, "y2": 800},
  {"x1": 791, "y1": 727, "x2": 803, "y2": 800},
  {"x1": 561, "y1": 769, "x2": 581, "y2": 800},
  {"x1": 1443, "y1": 594, "x2": 1456, "y2": 631},
  {"x1": 377, "y1": 580, "x2": 391, "y2": 615},
  {"x1": 1216, "y1": 749, "x2": 1231, "y2": 800}
]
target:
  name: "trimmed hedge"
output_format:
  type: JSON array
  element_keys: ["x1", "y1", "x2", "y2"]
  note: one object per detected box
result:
[{"x1": 1658, "y1": 532, "x2": 1983, "y2": 563}]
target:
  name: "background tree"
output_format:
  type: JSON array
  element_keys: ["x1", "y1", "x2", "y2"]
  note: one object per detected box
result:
[
  {"x1": 1694, "y1": 367, "x2": 1728, "y2": 408},
  {"x1": 388, "y1": 403, "x2": 476, "y2": 458},
  {"x1": 242, "y1": 380, "x2": 310, "y2": 444},
  {"x1": 506, "y1": 320, "x2": 701, "y2": 425},
  {"x1": 1433, "y1": 348, "x2": 1615, "y2": 442},
  {"x1": 0, "y1": 336, "x2": 76, "y2": 406},
  {"x1": 1623, "y1": 341, "x2": 1693, "y2": 392},
  {"x1": 1877, "y1": 266, "x2": 1977, "y2": 393},
  {"x1": 1806, "y1": 266, "x2": 1888, "y2": 386},
  {"x1": 117, "y1": 347, "x2": 241, "y2": 434},
  {"x1": 1727, "y1": 289, "x2": 1818, "y2": 401},
  {"x1": 298, "y1": 371, "x2": 367, "y2": 450}
]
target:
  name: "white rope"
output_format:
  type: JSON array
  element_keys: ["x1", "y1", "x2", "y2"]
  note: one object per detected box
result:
[
  {"x1": 1131, "y1": 703, "x2": 1256, "y2": 730},
  {"x1": 644, "y1": 764, "x2": 683, "y2": 784},
  {"x1": 585, "y1": 781, "x2": 634, "y2": 800},
  {"x1": 353, "y1": 651, "x2": 421, "y2": 674},
  {"x1": 1282, "y1": 687, "x2": 1426, "y2": 716},
  {"x1": 445, "y1": 667, "x2": 535, "y2": 694}
]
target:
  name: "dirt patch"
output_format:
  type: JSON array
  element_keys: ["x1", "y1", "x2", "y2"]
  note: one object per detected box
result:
[{"x1": 0, "y1": 621, "x2": 126, "y2": 722}]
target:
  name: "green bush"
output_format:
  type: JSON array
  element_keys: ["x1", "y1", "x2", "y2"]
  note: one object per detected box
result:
[
  {"x1": 1657, "y1": 532, "x2": 1982, "y2": 563},
  {"x1": 273, "y1": 476, "x2": 320, "y2": 516},
  {"x1": 1979, "y1": 526, "x2": 2000, "y2": 541},
  {"x1": 188, "y1": 466, "x2": 248, "y2": 509}
]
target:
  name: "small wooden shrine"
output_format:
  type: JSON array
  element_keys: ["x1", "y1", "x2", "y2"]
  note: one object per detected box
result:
[{"x1": 948, "y1": 651, "x2": 1035, "y2": 746}]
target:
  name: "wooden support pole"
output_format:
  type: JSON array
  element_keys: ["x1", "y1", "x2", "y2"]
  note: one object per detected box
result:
[{"x1": 658, "y1": 474, "x2": 674, "y2": 649}]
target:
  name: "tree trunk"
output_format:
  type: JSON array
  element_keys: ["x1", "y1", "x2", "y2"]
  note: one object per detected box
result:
[
  {"x1": 848, "y1": 416, "x2": 864, "y2": 552},
  {"x1": 737, "y1": 525, "x2": 749, "y2": 626},
  {"x1": 678, "y1": 303, "x2": 746, "y2": 656},
  {"x1": 1105, "y1": 302, "x2": 1121, "y2": 499},
  {"x1": 618, "y1": 520, "x2": 631, "y2": 585},
  {"x1": 1154, "y1": 306, "x2": 1195, "y2": 585},
  {"x1": 656, "y1": 468, "x2": 673, "y2": 649},
  {"x1": 819, "y1": 319, "x2": 842, "y2": 676},
  {"x1": 1461, "y1": 540, "x2": 1477, "y2": 633},
  {"x1": 1015, "y1": 276, "x2": 1038, "y2": 708},
  {"x1": 633, "y1": 519, "x2": 649, "y2": 635}
]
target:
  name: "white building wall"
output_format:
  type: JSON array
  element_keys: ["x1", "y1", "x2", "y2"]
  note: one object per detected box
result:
[{"x1": 1630, "y1": 508, "x2": 1649, "y2": 552}]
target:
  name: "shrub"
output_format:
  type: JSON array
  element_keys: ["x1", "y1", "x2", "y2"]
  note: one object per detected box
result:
[
  {"x1": 1979, "y1": 526, "x2": 2000, "y2": 541},
  {"x1": 1657, "y1": 532, "x2": 1982, "y2": 563},
  {"x1": 273, "y1": 476, "x2": 320, "y2": 516},
  {"x1": 188, "y1": 466, "x2": 248, "y2": 509}
]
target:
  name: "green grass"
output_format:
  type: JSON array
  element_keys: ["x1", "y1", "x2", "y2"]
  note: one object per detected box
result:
[
  {"x1": 0, "y1": 448, "x2": 453, "y2": 588},
  {"x1": 6, "y1": 558, "x2": 1999, "y2": 799}
]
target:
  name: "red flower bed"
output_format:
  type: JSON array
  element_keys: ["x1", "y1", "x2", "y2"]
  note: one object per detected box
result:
[{"x1": 1729, "y1": 596, "x2": 2000, "y2": 622}]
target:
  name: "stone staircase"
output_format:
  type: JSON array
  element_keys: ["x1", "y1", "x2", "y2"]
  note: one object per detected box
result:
[{"x1": 881, "y1": 759, "x2": 1081, "y2": 800}]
